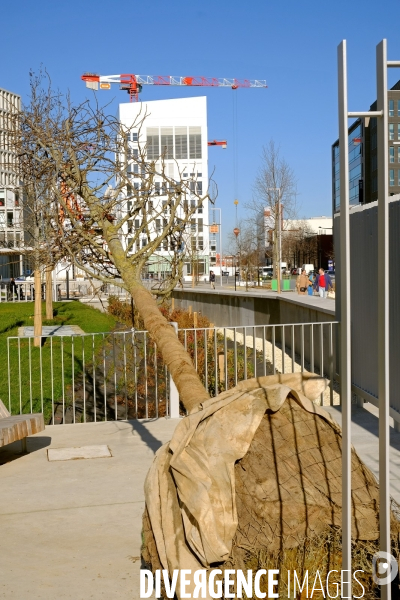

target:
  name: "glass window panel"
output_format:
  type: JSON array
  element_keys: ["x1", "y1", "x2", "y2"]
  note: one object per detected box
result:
[
  {"x1": 389, "y1": 124, "x2": 394, "y2": 140},
  {"x1": 398, "y1": 147, "x2": 400, "y2": 163},
  {"x1": 175, "y1": 126, "x2": 188, "y2": 159},
  {"x1": 161, "y1": 127, "x2": 173, "y2": 159},
  {"x1": 146, "y1": 128, "x2": 159, "y2": 160},
  {"x1": 398, "y1": 100, "x2": 400, "y2": 117},
  {"x1": 389, "y1": 99, "x2": 394, "y2": 117},
  {"x1": 398, "y1": 170, "x2": 400, "y2": 186},
  {"x1": 390, "y1": 147, "x2": 395, "y2": 163},
  {"x1": 189, "y1": 127, "x2": 202, "y2": 159},
  {"x1": 398, "y1": 123, "x2": 400, "y2": 140},
  {"x1": 390, "y1": 169, "x2": 394, "y2": 186}
]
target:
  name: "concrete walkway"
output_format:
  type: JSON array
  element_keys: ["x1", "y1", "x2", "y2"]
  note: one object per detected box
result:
[
  {"x1": 0, "y1": 418, "x2": 180, "y2": 600},
  {"x1": 1, "y1": 404, "x2": 400, "y2": 599}
]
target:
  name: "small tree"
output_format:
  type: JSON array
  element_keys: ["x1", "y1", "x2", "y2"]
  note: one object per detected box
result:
[
  {"x1": 9, "y1": 74, "x2": 213, "y2": 411},
  {"x1": 245, "y1": 141, "x2": 297, "y2": 283}
]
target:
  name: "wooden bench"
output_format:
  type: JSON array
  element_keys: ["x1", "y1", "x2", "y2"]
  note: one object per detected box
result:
[{"x1": 0, "y1": 399, "x2": 45, "y2": 453}]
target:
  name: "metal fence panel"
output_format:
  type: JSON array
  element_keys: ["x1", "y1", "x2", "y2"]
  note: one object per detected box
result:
[{"x1": 6, "y1": 321, "x2": 338, "y2": 424}]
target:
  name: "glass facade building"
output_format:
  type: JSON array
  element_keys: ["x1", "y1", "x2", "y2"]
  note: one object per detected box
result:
[
  {"x1": 332, "y1": 80, "x2": 400, "y2": 212},
  {"x1": 332, "y1": 121, "x2": 363, "y2": 213}
]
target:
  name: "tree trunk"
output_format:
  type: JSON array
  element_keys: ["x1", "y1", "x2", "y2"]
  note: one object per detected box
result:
[
  {"x1": 33, "y1": 269, "x2": 42, "y2": 347},
  {"x1": 104, "y1": 229, "x2": 210, "y2": 413},
  {"x1": 45, "y1": 265, "x2": 53, "y2": 320}
]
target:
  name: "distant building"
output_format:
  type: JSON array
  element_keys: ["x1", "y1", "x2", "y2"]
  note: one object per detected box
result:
[
  {"x1": 332, "y1": 80, "x2": 400, "y2": 213},
  {"x1": 0, "y1": 87, "x2": 24, "y2": 278},
  {"x1": 259, "y1": 210, "x2": 333, "y2": 269},
  {"x1": 118, "y1": 97, "x2": 210, "y2": 281}
]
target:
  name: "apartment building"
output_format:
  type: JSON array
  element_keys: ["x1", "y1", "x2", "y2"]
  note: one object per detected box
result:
[
  {"x1": 0, "y1": 87, "x2": 23, "y2": 278},
  {"x1": 118, "y1": 96, "x2": 210, "y2": 280}
]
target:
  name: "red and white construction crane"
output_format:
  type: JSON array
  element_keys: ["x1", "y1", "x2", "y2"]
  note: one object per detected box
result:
[{"x1": 81, "y1": 73, "x2": 267, "y2": 102}]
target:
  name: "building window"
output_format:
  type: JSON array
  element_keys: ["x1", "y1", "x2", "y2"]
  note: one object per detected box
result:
[
  {"x1": 398, "y1": 147, "x2": 400, "y2": 163},
  {"x1": 398, "y1": 170, "x2": 400, "y2": 186},
  {"x1": 189, "y1": 127, "x2": 202, "y2": 159},
  {"x1": 131, "y1": 132, "x2": 138, "y2": 143},
  {"x1": 389, "y1": 124, "x2": 394, "y2": 140},
  {"x1": 175, "y1": 127, "x2": 188, "y2": 159},
  {"x1": 390, "y1": 169, "x2": 395, "y2": 186},
  {"x1": 198, "y1": 237, "x2": 204, "y2": 250},
  {"x1": 389, "y1": 99, "x2": 394, "y2": 117},
  {"x1": 398, "y1": 123, "x2": 400, "y2": 140},
  {"x1": 146, "y1": 128, "x2": 159, "y2": 160},
  {"x1": 398, "y1": 100, "x2": 400, "y2": 117},
  {"x1": 390, "y1": 147, "x2": 395, "y2": 163},
  {"x1": 197, "y1": 218, "x2": 203, "y2": 233},
  {"x1": 161, "y1": 127, "x2": 173, "y2": 159}
]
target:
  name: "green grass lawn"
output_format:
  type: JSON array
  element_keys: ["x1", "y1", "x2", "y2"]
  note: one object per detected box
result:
[{"x1": 0, "y1": 301, "x2": 118, "y2": 421}]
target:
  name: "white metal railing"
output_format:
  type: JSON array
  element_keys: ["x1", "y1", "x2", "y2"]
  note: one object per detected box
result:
[
  {"x1": 5, "y1": 321, "x2": 338, "y2": 425},
  {"x1": 0, "y1": 280, "x2": 141, "y2": 302}
]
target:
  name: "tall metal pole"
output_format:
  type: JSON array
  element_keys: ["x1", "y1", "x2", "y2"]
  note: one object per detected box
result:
[
  {"x1": 338, "y1": 40, "x2": 352, "y2": 599},
  {"x1": 377, "y1": 39, "x2": 391, "y2": 600},
  {"x1": 213, "y1": 208, "x2": 223, "y2": 287},
  {"x1": 219, "y1": 213, "x2": 222, "y2": 287}
]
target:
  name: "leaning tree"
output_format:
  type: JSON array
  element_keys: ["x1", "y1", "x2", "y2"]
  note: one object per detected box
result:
[
  {"x1": 9, "y1": 76, "x2": 395, "y2": 599},
  {"x1": 9, "y1": 74, "x2": 211, "y2": 408}
]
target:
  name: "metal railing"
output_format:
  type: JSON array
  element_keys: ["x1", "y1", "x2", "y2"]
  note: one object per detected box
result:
[{"x1": 5, "y1": 321, "x2": 338, "y2": 425}]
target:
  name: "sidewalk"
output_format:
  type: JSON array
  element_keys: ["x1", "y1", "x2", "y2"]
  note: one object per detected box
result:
[
  {"x1": 1, "y1": 402, "x2": 398, "y2": 599},
  {"x1": 0, "y1": 418, "x2": 179, "y2": 600}
]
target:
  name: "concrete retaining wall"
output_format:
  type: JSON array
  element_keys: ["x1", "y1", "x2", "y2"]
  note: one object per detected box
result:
[{"x1": 171, "y1": 289, "x2": 336, "y2": 378}]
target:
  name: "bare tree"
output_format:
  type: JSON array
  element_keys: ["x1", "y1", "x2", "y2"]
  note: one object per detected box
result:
[
  {"x1": 8, "y1": 74, "x2": 213, "y2": 411},
  {"x1": 245, "y1": 141, "x2": 298, "y2": 282},
  {"x1": 227, "y1": 221, "x2": 260, "y2": 289},
  {"x1": 281, "y1": 219, "x2": 316, "y2": 268}
]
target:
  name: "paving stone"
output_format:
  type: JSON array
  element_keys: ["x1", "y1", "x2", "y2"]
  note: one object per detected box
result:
[
  {"x1": 18, "y1": 325, "x2": 85, "y2": 337},
  {"x1": 47, "y1": 444, "x2": 112, "y2": 461}
]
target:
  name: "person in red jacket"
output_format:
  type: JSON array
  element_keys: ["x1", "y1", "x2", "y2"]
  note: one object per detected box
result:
[{"x1": 314, "y1": 268, "x2": 333, "y2": 299}]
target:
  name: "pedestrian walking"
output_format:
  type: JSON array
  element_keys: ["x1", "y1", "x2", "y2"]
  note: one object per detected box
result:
[
  {"x1": 307, "y1": 272, "x2": 314, "y2": 296},
  {"x1": 9, "y1": 277, "x2": 17, "y2": 300},
  {"x1": 314, "y1": 268, "x2": 333, "y2": 299},
  {"x1": 209, "y1": 270, "x2": 215, "y2": 289},
  {"x1": 296, "y1": 269, "x2": 309, "y2": 295}
]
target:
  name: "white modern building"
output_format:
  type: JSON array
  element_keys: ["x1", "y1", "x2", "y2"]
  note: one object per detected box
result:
[
  {"x1": 118, "y1": 97, "x2": 210, "y2": 280},
  {"x1": 0, "y1": 87, "x2": 24, "y2": 279},
  {"x1": 284, "y1": 216, "x2": 333, "y2": 235}
]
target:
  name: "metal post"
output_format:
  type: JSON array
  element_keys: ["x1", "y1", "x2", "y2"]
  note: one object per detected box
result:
[
  {"x1": 66, "y1": 270, "x2": 70, "y2": 300},
  {"x1": 377, "y1": 39, "x2": 391, "y2": 600},
  {"x1": 169, "y1": 322, "x2": 180, "y2": 418},
  {"x1": 338, "y1": 40, "x2": 352, "y2": 598},
  {"x1": 219, "y1": 211, "x2": 223, "y2": 287},
  {"x1": 278, "y1": 195, "x2": 282, "y2": 290}
]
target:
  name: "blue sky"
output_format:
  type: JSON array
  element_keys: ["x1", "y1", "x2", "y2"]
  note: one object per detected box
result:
[{"x1": 2, "y1": 0, "x2": 400, "y2": 243}]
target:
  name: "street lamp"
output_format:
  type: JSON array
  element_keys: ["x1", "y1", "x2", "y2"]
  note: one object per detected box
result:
[
  {"x1": 210, "y1": 207, "x2": 223, "y2": 287},
  {"x1": 268, "y1": 187, "x2": 282, "y2": 294}
]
